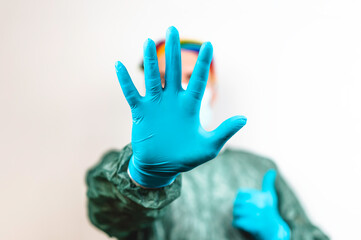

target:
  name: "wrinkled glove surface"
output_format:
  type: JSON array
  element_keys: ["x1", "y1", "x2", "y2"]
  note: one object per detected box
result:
[{"x1": 115, "y1": 26, "x2": 247, "y2": 188}]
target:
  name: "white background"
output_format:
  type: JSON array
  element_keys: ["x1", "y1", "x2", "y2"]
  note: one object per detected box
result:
[{"x1": 1, "y1": 0, "x2": 360, "y2": 239}]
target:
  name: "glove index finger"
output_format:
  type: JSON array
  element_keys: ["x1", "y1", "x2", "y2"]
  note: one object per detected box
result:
[
  {"x1": 186, "y1": 42, "x2": 213, "y2": 104},
  {"x1": 115, "y1": 61, "x2": 141, "y2": 108}
]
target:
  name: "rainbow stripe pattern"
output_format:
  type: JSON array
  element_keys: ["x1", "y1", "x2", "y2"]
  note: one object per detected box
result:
[{"x1": 141, "y1": 39, "x2": 215, "y2": 77}]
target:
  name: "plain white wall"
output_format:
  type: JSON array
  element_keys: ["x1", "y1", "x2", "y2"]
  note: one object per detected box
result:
[{"x1": 0, "y1": 0, "x2": 360, "y2": 239}]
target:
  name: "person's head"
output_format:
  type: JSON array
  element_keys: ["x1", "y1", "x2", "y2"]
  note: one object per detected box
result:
[{"x1": 141, "y1": 39, "x2": 218, "y2": 128}]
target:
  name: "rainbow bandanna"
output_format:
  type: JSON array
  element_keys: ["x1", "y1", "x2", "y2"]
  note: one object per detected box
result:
[
  {"x1": 156, "y1": 40, "x2": 205, "y2": 56},
  {"x1": 141, "y1": 39, "x2": 215, "y2": 79}
]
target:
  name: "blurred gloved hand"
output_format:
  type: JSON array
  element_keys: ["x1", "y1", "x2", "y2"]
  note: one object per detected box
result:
[
  {"x1": 115, "y1": 26, "x2": 247, "y2": 188},
  {"x1": 233, "y1": 169, "x2": 291, "y2": 240}
]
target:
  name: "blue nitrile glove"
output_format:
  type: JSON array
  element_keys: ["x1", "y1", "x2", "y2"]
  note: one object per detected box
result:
[
  {"x1": 233, "y1": 169, "x2": 291, "y2": 240},
  {"x1": 115, "y1": 26, "x2": 247, "y2": 188}
]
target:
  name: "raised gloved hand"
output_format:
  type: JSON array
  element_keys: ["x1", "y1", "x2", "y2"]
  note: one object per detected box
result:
[
  {"x1": 115, "y1": 26, "x2": 247, "y2": 188},
  {"x1": 233, "y1": 169, "x2": 291, "y2": 240}
]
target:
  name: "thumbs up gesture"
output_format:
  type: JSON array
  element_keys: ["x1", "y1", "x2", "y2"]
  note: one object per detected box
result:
[{"x1": 233, "y1": 170, "x2": 291, "y2": 240}]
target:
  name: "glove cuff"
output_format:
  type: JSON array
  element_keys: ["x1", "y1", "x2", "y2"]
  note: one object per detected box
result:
[
  {"x1": 127, "y1": 155, "x2": 178, "y2": 189},
  {"x1": 269, "y1": 216, "x2": 291, "y2": 240}
]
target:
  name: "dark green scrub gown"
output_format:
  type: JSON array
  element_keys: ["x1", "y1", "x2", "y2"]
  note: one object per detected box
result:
[{"x1": 86, "y1": 144, "x2": 328, "y2": 240}]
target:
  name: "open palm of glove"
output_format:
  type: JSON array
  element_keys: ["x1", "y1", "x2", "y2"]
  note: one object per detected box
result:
[
  {"x1": 233, "y1": 170, "x2": 290, "y2": 240},
  {"x1": 115, "y1": 27, "x2": 247, "y2": 188}
]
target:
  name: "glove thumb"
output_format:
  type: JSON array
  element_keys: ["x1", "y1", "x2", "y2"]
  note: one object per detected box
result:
[
  {"x1": 210, "y1": 115, "x2": 247, "y2": 149},
  {"x1": 262, "y1": 169, "x2": 277, "y2": 195}
]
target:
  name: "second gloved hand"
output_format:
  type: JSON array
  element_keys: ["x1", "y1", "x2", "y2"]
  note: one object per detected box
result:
[
  {"x1": 233, "y1": 170, "x2": 291, "y2": 240},
  {"x1": 115, "y1": 26, "x2": 247, "y2": 188}
]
